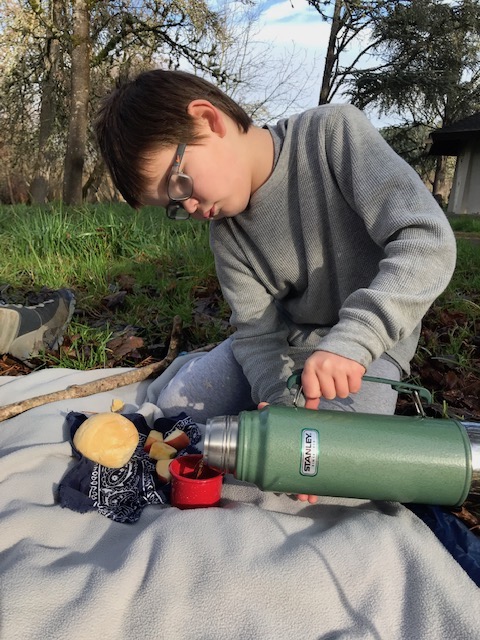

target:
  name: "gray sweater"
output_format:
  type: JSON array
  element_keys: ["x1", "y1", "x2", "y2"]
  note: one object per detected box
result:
[{"x1": 210, "y1": 104, "x2": 456, "y2": 405}]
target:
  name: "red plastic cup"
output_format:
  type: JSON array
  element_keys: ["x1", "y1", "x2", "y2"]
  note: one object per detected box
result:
[{"x1": 170, "y1": 454, "x2": 223, "y2": 509}]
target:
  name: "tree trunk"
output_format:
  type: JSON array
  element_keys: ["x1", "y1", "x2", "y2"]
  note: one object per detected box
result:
[
  {"x1": 432, "y1": 155, "x2": 448, "y2": 208},
  {"x1": 318, "y1": 0, "x2": 343, "y2": 105},
  {"x1": 30, "y1": 0, "x2": 63, "y2": 204},
  {"x1": 82, "y1": 157, "x2": 105, "y2": 202},
  {"x1": 63, "y1": 0, "x2": 90, "y2": 205}
]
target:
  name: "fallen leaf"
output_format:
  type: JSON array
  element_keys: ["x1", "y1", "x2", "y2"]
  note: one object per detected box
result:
[
  {"x1": 107, "y1": 335, "x2": 144, "y2": 360},
  {"x1": 116, "y1": 274, "x2": 136, "y2": 293},
  {"x1": 102, "y1": 291, "x2": 127, "y2": 309},
  {"x1": 444, "y1": 370, "x2": 460, "y2": 390}
]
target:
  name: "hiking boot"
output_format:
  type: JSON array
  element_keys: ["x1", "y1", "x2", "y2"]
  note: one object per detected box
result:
[{"x1": 0, "y1": 289, "x2": 76, "y2": 360}]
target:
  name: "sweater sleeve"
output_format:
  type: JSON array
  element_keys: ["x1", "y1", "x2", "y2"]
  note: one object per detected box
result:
[
  {"x1": 315, "y1": 105, "x2": 457, "y2": 367},
  {"x1": 210, "y1": 227, "x2": 295, "y2": 405}
]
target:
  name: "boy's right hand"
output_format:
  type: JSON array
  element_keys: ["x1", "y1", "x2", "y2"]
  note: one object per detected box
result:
[
  {"x1": 258, "y1": 354, "x2": 364, "y2": 502},
  {"x1": 302, "y1": 351, "x2": 366, "y2": 409}
]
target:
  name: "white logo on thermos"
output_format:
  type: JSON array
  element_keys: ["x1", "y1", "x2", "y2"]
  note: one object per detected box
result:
[{"x1": 300, "y1": 429, "x2": 319, "y2": 476}]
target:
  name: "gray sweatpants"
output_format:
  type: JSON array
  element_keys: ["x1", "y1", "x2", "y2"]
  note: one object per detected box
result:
[{"x1": 149, "y1": 336, "x2": 402, "y2": 424}]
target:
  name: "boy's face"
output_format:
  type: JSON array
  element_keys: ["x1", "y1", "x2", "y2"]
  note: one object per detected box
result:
[{"x1": 140, "y1": 109, "x2": 254, "y2": 221}]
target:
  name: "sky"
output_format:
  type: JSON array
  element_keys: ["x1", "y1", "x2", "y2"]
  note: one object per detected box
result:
[
  {"x1": 245, "y1": 0, "x2": 392, "y2": 128},
  {"x1": 255, "y1": 0, "x2": 329, "y2": 110}
]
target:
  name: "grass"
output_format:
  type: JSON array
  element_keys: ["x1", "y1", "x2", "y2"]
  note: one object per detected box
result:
[
  {"x1": 448, "y1": 240, "x2": 480, "y2": 296},
  {"x1": 447, "y1": 214, "x2": 480, "y2": 234},
  {"x1": 413, "y1": 237, "x2": 480, "y2": 371},
  {"x1": 0, "y1": 203, "x2": 225, "y2": 367},
  {"x1": 41, "y1": 321, "x2": 115, "y2": 370},
  {"x1": 403, "y1": 234, "x2": 480, "y2": 421},
  {"x1": 0, "y1": 204, "x2": 479, "y2": 390},
  {"x1": 1, "y1": 203, "x2": 214, "y2": 292}
]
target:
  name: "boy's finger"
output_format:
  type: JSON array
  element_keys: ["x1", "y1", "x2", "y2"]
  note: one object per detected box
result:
[
  {"x1": 347, "y1": 373, "x2": 363, "y2": 394},
  {"x1": 332, "y1": 373, "x2": 350, "y2": 398},
  {"x1": 317, "y1": 375, "x2": 336, "y2": 400},
  {"x1": 304, "y1": 396, "x2": 320, "y2": 410},
  {"x1": 301, "y1": 370, "x2": 321, "y2": 402},
  {"x1": 297, "y1": 494, "x2": 319, "y2": 503}
]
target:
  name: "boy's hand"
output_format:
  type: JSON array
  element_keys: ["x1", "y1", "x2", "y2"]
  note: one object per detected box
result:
[
  {"x1": 257, "y1": 402, "x2": 318, "y2": 505},
  {"x1": 302, "y1": 351, "x2": 366, "y2": 410},
  {"x1": 294, "y1": 352, "x2": 364, "y2": 503}
]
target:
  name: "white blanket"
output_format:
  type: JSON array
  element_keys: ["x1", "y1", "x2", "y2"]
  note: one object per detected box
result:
[{"x1": 0, "y1": 367, "x2": 479, "y2": 640}]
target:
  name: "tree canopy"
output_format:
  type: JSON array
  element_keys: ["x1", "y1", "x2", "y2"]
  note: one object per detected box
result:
[
  {"x1": 347, "y1": 0, "x2": 480, "y2": 127},
  {"x1": 1, "y1": 0, "x2": 479, "y2": 204}
]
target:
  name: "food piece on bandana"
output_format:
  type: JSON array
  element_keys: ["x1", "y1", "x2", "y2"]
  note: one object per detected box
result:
[
  {"x1": 156, "y1": 459, "x2": 173, "y2": 483},
  {"x1": 73, "y1": 412, "x2": 139, "y2": 468},
  {"x1": 143, "y1": 429, "x2": 164, "y2": 453},
  {"x1": 149, "y1": 441, "x2": 177, "y2": 461},
  {"x1": 164, "y1": 428, "x2": 190, "y2": 451}
]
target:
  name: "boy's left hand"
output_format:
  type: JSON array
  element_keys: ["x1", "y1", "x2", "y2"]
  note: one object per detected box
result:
[{"x1": 302, "y1": 351, "x2": 366, "y2": 410}]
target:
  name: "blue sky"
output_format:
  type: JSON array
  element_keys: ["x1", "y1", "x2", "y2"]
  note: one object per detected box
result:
[
  {"x1": 255, "y1": 0, "x2": 332, "y2": 110},
  {"x1": 252, "y1": 0, "x2": 391, "y2": 127},
  {"x1": 201, "y1": 0, "x2": 394, "y2": 127}
]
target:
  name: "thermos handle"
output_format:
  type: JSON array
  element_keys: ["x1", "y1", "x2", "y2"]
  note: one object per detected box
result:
[
  {"x1": 362, "y1": 376, "x2": 432, "y2": 404},
  {"x1": 287, "y1": 369, "x2": 432, "y2": 413}
]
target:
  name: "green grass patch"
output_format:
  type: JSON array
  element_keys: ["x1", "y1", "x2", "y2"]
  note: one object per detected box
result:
[
  {"x1": 0, "y1": 202, "x2": 224, "y2": 358},
  {"x1": 409, "y1": 236, "x2": 480, "y2": 418},
  {"x1": 447, "y1": 214, "x2": 480, "y2": 233},
  {"x1": 447, "y1": 239, "x2": 480, "y2": 298},
  {"x1": 36, "y1": 321, "x2": 115, "y2": 370},
  {"x1": 0, "y1": 204, "x2": 478, "y2": 391}
]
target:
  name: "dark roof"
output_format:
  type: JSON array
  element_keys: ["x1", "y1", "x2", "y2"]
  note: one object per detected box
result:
[{"x1": 428, "y1": 112, "x2": 480, "y2": 156}]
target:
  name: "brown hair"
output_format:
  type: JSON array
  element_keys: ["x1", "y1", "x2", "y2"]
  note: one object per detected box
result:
[{"x1": 95, "y1": 69, "x2": 252, "y2": 208}]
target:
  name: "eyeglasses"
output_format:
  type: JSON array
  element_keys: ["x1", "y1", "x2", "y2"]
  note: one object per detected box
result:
[{"x1": 166, "y1": 143, "x2": 193, "y2": 221}]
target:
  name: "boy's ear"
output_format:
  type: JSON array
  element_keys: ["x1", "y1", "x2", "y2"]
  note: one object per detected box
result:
[{"x1": 187, "y1": 100, "x2": 227, "y2": 137}]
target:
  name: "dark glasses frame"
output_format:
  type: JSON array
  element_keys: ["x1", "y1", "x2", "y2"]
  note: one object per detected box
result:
[{"x1": 166, "y1": 143, "x2": 193, "y2": 221}]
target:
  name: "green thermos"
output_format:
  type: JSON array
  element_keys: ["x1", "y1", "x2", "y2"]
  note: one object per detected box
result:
[{"x1": 203, "y1": 376, "x2": 480, "y2": 506}]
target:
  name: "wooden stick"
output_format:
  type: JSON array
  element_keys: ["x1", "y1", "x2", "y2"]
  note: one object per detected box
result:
[{"x1": 0, "y1": 315, "x2": 183, "y2": 423}]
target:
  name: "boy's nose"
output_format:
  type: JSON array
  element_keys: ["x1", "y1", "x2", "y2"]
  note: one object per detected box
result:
[{"x1": 182, "y1": 198, "x2": 198, "y2": 214}]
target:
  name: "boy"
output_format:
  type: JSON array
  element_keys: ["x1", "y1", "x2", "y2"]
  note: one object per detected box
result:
[{"x1": 96, "y1": 70, "x2": 456, "y2": 500}]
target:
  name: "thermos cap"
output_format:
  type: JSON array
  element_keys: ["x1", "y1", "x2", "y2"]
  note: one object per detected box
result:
[
  {"x1": 463, "y1": 422, "x2": 480, "y2": 497},
  {"x1": 204, "y1": 415, "x2": 239, "y2": 474}
]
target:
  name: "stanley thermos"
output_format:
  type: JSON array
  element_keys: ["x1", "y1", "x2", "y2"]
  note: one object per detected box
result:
[{"x1": 203, "y1": 375, "x2": 480, "y2": 506}]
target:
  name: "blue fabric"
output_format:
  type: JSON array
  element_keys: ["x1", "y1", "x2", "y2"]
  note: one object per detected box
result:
[
  {"x1": 58, "y1": 411, "x2": 201, "y2": 524},
  {"x1": 408, "y1": 504, "x2": 480, "y2": 587}
]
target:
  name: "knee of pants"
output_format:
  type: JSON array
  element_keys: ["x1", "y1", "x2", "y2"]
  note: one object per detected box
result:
[{"x1": 155, "y1": 349, "x2": 255, "y2": 423}]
